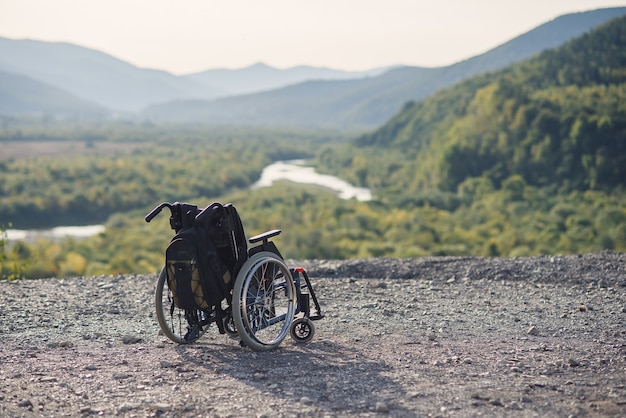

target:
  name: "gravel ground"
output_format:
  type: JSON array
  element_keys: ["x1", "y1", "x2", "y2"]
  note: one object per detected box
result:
[{"x1": 1, "y1": 251, "x2": 625, "y2": 417}]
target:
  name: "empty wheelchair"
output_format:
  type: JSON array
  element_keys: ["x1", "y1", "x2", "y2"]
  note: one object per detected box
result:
[{"x1": 145, "y1": 201, "x2": 323, "y2": 351}]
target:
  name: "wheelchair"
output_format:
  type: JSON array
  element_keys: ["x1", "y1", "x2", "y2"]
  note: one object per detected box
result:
[{"x1": 145, "y1": 201, "x2": 323, "y2": 351}]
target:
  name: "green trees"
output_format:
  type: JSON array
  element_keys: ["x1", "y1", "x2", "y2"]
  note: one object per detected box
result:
[
  {"x1": 342, "y1": 16, "x2": 626, "y2": 198},
  {"x1": 0, "y1": 225, "x2": 29, "y2": 280}
]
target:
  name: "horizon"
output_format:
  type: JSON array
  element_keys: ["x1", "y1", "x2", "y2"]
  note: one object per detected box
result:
[{"x1": 1, "y1": 1, "x2": 625, "y2": 75}]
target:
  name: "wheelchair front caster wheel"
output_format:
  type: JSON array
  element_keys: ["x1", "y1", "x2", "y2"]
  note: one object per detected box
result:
[
  {"x1": 290, "y1": 318, "x2": 315, "y2": 343},
  {"x1": 224, "y1": 313, "x2": 237, "y2": 335}
]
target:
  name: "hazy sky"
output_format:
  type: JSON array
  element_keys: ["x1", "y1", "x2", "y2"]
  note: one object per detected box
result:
[{"x1": 1, "y1": 0, "x2": 624, "y2": 74}]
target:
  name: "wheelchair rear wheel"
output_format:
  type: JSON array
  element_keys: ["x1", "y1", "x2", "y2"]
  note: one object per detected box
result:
[
  {"x1": 155, "y1": 267, "x2": 209, "y2": 344},
  {"x1": 232, "y1": 252, "x2": 296, "y2": 351}
]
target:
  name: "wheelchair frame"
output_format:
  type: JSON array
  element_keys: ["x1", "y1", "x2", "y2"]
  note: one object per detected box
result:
[{"x1": 145, "y1": 201, "x2": 323, "y2": 351}]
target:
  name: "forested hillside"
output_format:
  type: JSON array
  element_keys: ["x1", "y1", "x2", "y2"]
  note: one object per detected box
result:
[{"x1": 327, "y1": 15, "x2": 626, "y2": 199}]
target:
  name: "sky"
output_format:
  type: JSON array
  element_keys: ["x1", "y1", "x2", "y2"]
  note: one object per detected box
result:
[{"x1": 1, "y1": 0, "x2": 624, "y2": 75}]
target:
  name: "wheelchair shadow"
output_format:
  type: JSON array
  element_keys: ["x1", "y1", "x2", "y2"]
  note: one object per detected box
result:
[{"x1": 175, "y1": 337, "x2": 416, "y2": 416}]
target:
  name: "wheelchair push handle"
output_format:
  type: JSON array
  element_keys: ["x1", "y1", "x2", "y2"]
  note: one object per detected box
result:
[
  {"x1": 195, "y1": 201, "x2": 225, "y2": 225},
  {"x1": 144, "y1": 202, "x2": 173, "y2": 223}
]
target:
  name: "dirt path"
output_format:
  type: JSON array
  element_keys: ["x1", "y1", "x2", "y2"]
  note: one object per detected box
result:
[{"x1": 1, "y1": 252, "x2": 625, "y2": 417}]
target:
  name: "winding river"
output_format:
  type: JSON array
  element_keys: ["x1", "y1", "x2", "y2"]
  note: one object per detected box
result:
[
  {"x1": 6, "y1": 161, "x2": 371, "y2": 243},
  {"x1": 251, "y1": 160, "x2": 372, "y2": 201}
]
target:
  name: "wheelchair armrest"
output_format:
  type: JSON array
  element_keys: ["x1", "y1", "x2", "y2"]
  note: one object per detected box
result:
[{"x1": 249, "y1": 229, "x2": 281, "y2": 244}]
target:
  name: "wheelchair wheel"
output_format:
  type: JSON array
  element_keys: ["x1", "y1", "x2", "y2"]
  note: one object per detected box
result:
[
  {"x1": 155, "y1": 267, "x2": 208, "y2": 344},
  {"x1": 232, "y1": 252, "x2": 296, "y2": 351},
  {"x1": 290, "y1": 317, "x2": 315, "y2": 343}
]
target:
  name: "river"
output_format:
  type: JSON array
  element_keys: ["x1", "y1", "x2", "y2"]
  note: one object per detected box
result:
[
  {"x1": 251, "y1": 160, "x2": 372, "y2": 201},
  {"x1": 5, "y1": 161, "x2": 371, "y2": 243},
  {"x1": 5, "y1": 225, "x2": 105, "y2": 243}
]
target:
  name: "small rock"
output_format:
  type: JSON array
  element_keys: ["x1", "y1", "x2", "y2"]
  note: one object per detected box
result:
[
  {"x1": 122, "y1": 335, "x2": 142, "y2": 344},
  {"x1": 300, "y1": 396, "x2": 312, "y2": 405},
  {"x1": 160, "y1": 360, "x2": 172, "y2": 368},
  {"x1": 18, "y1": 400, "x2": 33, "y2": 408},
  {"x1": 490, "y1": 398, "x2": 504, "y2": 407},
  {"x1": 527, "y1": 326, "x2": 540, "y2": 336},
  {"x1": 47, "y1": 341, "x2": 73, "y2": 348},
  {"x1": 568, "y1": 358, "x2": 581, "y2": 367},
  {"x1": 471, "y1": 393, "x2": 490, "y2": 401},
  {"x1": 151, "y1": 403, "x2": 171, "y2": 412},
  {"x1": 375, "y1": 401, "x2": 389, "y2": 412}
]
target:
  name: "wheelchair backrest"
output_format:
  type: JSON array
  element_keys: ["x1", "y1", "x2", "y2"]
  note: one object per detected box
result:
[{"x1": 196, "y1": 202, "x2": 248, "y2": 279}]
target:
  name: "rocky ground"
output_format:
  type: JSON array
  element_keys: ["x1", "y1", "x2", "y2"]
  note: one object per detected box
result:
[{"x1": 1, "y1": 251, "x2": 625, "y2": 417}]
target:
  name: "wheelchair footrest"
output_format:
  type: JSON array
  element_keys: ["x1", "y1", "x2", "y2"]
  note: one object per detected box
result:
[{"x1": 308, "y1": 313, "x2": 324, "y2": 321}]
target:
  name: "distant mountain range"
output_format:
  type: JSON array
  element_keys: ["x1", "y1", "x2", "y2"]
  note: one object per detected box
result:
[
  {"x1": 1, "y1": 7, "x2": 625, "y2": 130},
  {"x1": 183, "y1": 62, "x2": 390, "y2": 97},
  {"x1": 0, "y1": 39, "x2": 389, "y2": 114},
  {"x1": 0, "y1": 70, "x2": 105, "y2": 118}
]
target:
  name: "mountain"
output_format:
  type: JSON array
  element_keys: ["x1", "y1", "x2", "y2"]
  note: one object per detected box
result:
[
  {"x1": 346, "y1": 15, "x2": 626, "y2": 197},
  {"x1": 0, "y1": 38, "x2": 226, "y2": 112},
  {"x1": 0, "y1": 39, "x2": 388, "y2": 114},
  {"x1": 184, "y1": 62, "x2": 391, "y2": 96},
  {"x1": 1, "y1": 7, "x2": 624, "y2": 127},
  {"x1": 143, "y1": 7, "x2": 626, "y2": 130},
  {"x1": 0, "y1": 70, "x2": 105, "y2": 118}
]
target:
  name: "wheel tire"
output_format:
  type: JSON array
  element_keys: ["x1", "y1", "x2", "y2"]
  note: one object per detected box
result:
[
  {"x1": 154, "y1": 267, "x2": 208, "y2": 344},
  {"x1": 232, "y1": 252, "x2": 296, "y2": 351},
  {"x1": 290, "y1": 317, "x2": 315, "y2": 343}
]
